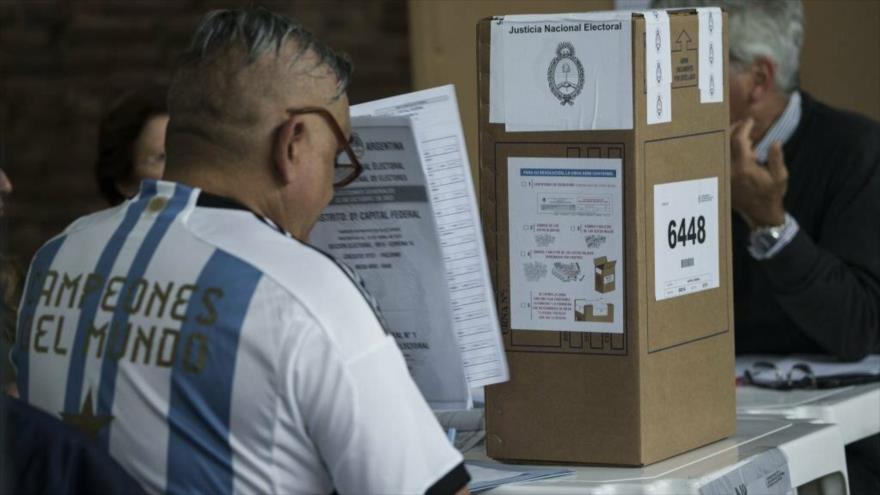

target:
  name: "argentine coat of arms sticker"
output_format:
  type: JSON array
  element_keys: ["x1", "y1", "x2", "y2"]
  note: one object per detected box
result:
[{"x1": 547, "y1": 41, "x2": 585, "y2": 106}]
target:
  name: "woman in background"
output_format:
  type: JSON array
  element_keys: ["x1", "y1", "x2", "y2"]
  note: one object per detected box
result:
[
  {"x1": 95, "y1": 84, "x2": 169, "y2": 205},
  {"x1": 0, "y1": 168, "x2": 20, "y2": 397}
]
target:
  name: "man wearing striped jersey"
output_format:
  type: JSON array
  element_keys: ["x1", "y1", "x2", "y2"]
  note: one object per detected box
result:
[{"x1": 13, "y1": 7, "x2": 470, "y2": 495}]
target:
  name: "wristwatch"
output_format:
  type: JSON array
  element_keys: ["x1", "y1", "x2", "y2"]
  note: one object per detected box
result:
[{"x1": 748, "y1": 213, "x2": 799, "y2": 260}]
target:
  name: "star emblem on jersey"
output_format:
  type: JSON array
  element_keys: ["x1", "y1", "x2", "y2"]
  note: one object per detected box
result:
[
  {"x1": 548, "y1": 42, "x2": 585, "y2": 106},
  {"x1": 61, "y1": 389, "x2": 114, "y2": 440}
]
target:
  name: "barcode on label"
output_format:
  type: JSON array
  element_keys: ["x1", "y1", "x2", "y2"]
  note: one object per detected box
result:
[{"x1": 681, "y1": 257, "x2": 694, "y2": 268}]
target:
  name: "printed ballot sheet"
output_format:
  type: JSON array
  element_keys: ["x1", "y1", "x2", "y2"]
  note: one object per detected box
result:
[
  {"x1": 508, "y1": 157, "x2": 624, "y2": 333},
  {"x1": 493, "y1": 13, "x2": 633, "y2": 131},
  {"x1": 350, "y1": 86, "x2": 509, "y2": 389},
  {"x1": 653, "y1": 177, "x2": 720, "y2": 301},
  {"x1": 309, "y1": 116, "x2": 471, "y2": 410}
]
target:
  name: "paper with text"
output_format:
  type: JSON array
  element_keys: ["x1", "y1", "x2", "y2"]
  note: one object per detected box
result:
[
  {"x1": 700, "y1": 448, "x2": 791, "y2": 495},
  {"x1": 653, "y1": 177, "x2": 720, "y2": 301},
  {"x1": 508, "y1": 157, "x2": 624, "y2": 333},
  {"x1": 466, "y1": 461, "x2": 574, "y2": 493},
  {"x1": 310, "y1": 116, "x2": 471, "y2": 410},
  {"x1": 351, "y1": 86, "x2": 509, "y2": 389},
  {"x1": 496, "y1": 13, "x2": 633, "y2": 131}
]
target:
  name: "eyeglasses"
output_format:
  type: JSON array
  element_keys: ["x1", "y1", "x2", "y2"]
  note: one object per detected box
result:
[
  {"x1": 743, "y1": 361, "x2": 817, "y2": 390},
  {"x1": 285, "y1": 107, "x2": 363, "y2": 188}
]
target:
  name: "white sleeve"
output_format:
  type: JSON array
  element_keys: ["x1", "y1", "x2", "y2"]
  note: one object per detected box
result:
[{"x1": 292, "y1": 329, "x2": 467, "y2": 494}]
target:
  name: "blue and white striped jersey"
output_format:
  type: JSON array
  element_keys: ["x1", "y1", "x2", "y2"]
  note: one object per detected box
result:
[{"x1": 13, "y1": 180, "x2": 466, "y2": 494}]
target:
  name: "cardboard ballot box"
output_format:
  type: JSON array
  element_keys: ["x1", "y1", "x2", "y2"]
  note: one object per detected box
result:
[
  {"x1": 575, "y1": 303, "x2": 614, "y2": 323},
  {"x1": 594, "y1": 256, "x2": 617, "y2": 293},
  {"x1": 478, "y1": 9, "x2": 735, "y2": 466}
]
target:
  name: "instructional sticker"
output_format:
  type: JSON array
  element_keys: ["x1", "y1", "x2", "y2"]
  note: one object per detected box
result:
[
  {"x1": 508, "y1": 157, "x2": 624, "y2": 333},
  {"x1": 653, "y1": 177, "x2": 720, "y2": 301}
]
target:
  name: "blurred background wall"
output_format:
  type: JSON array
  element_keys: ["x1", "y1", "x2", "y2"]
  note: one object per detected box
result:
[
  {"x1": 2, "y1": 0, "x2": 878, "y2": 263},
  {"x1": 0, "y1": 0, "x2": 410, "y2": 262},
  {"x1": 409, "y1": 0, "x2": 880, "y2": 191}
]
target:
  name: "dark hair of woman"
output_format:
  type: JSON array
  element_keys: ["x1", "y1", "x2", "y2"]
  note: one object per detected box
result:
[{"x1": 95, "y1": 84, "x2": 169, "y2": 205}]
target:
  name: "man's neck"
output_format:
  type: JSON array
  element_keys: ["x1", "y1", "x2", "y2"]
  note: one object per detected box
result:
[
  {"x1": 163, "y1": 162, "x2": 309, "y2": 241},
  {"x1": 164, "y1": 162, "x2": 268, "y2": 216},
  {"x1": 750, "y1": 92, "x2": 791, "y2": 144}
]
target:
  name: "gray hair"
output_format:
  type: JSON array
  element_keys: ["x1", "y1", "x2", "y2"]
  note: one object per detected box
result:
[
  {"x1": 166, "y1": 7, "x2": 353, "y2": 164},
  {"x1": 651, "y1": 0, "x2": 804, "y2": 94},
  {"x1": 179, "y1": 7, "x2": 352, "y2": 96}
]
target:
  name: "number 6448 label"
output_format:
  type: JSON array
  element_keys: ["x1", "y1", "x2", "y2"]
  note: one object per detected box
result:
[
  {"x1": 668, "y1": 216, "x2": 707, "y2": 249},
  {"x1": 654, "y1": 178, "x2": 720, "y2": 301}
]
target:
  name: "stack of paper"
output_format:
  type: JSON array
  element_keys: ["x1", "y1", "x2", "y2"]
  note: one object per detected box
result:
[
  {"x1": 465, "y1": 461, "x2": 573, "y2": 493},
  {"x1": 309, "y1": 86, "x2": 509, "y2": 410},
  {"x1": 436, "y1": 408, "x2": 485, "y2": 452}
]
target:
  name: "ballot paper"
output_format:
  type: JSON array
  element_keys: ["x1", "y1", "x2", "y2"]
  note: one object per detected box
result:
[
  {"x1": 435, "y1": 407, "x2": 485, "y2": 452},
  {"x1": 351, "y1": 86, "x2": 509, "y2": 391},
  {"x1": 465, "y1": 461, "x2": 574, "y2": 493},
  {"x1": 310, "y1": 116, "x2": 470, "y2": 410},
  {"x1": 311, "y1": 86, "x2": 509, "y2": 409}
]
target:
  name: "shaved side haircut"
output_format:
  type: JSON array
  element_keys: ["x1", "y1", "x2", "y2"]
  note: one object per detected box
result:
[{"x1": 167, "y1": 7, "x2": 353, "y2": 165}]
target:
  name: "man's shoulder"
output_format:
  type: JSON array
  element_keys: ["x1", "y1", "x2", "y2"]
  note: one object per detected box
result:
[
  {"x1": 802, "y1": 92, "x2": 880, "y2": 148},
  {"x1": 186, "y1": 208, "x2": 389, "y2": 353},
  {"x1": 27, "y1": 205, "x2": 125, "y2": 265},
  {"x1": 50, "y1": 204, "x2": 127, "y2": 242},
  {"x1": 186, "y1": 208, "x2": 356, "y2": 292}
]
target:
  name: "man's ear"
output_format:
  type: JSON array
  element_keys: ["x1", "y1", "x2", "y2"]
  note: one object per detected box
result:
[
  {"x1": 272, "y1": 116, "x2": 304, "y2": 185},
  {"x1": 749, "y1": 56, "x2": 777, "y2": 103}
]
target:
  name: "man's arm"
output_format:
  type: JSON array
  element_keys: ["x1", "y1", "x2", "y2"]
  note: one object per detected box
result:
[
  {"x1": 293, "y1": 326, "x2": 470, "y2": 495},
  {"x1": 758, "y1": 166, "x2": 880, "y2": 361},
  {"x1": 731, "y1": 119, "x2": 880, "y2": 361}
]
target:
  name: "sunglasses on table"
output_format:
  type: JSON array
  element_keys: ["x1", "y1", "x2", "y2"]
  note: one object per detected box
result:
[{"x1": 285, "y1": 107, "x2": 363, "y2": 188}]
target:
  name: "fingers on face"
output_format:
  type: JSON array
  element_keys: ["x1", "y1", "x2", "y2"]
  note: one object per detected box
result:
[
  {"x1": 730, "y1": 118, "x2": 755, "y2": 164},
  {"x1": 767, "y1": 141, "x2": 788, "y2": 184}
]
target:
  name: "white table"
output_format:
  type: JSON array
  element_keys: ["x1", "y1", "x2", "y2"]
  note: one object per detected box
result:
[
  {"x1": 464, "y1": 416, "x2": 848, "y2": 494},
  {"x1": 737, "y1": 383, "x2": 880, "y2": 445}
]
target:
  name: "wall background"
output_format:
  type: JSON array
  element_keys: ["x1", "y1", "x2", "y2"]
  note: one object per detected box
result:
[
  {"x1": 409, "y1": 0, "x2": 880, "y2": 191},
  {"x1": 0, "y1": 0, "x2": 411, "y2": 262},
  {"x1": 2, "y1": 0, "x2": 878, "y2": 263}
]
